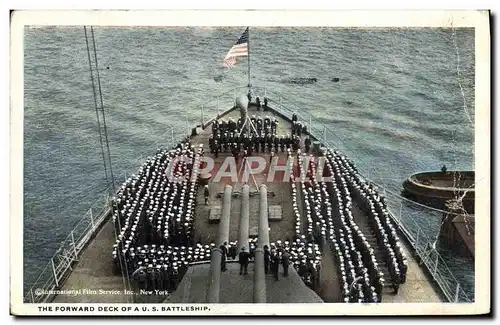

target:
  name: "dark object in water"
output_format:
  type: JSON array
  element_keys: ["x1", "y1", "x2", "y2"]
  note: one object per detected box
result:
[
  {"x1": 214, "y1": 75, "x2": 224, "y2": 82},
  {"x1": 285, "y1": 77, "x2": 318, "y2": 85},
  {"x1": 401, "y1": 170, "x2": 474, "y2": 214},
  {"x1": 331, "y1": 77, "x2": 340, "y2": 82}
]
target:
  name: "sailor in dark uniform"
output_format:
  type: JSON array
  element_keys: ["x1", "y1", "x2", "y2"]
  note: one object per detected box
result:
[
  {"x1": 285, "y1": 134, "x2": 292, "y2": 150},
  {"x1": 302, "y1": 124, "x2": 308, "y2": 135},
  {"x1": 209, "y1": 135, "x2": 215, "y2": 153},
  {"x1": 247, "y1": 137, "x2": 253, "y2": 156},
  {"x1": 238, "y1": 247, "x2": 250, "y2": 275},
  {"x1": 271, "y1": 250, "x2": 280, "y2": 281},
  {"x1": 214, "y1": 140, "x2": 219, "y2": 157},
  {"x1": 279, "y1": 135, "x2": 286, "y2": 152},
  {"x1": 256, "y1": 118, "x2": 263, "y2": 134},
  {"x1": 242, "y1": 134, "x2": 248, "y2": 151},
  {"x1": 212, "y1": 121, "x2": 218, "y2": 136},
  {"x1": 238, "y1": 133, "x2": 244, "y2": 150},
  {"x1": 256, "y1": 97, "x2": 261, "y2": 109},
  {"x1": 112, "y1": 246, "x2": 121, "y2": 274},
  {"x1": 263, "y1": 97, "x2": 268, "y2": 109},
  {"x1": 304, "y1": 137, "x2": 312, "y2": 153},
  {"x1": 259, "y1": 134, "x2": 265, "y2": 152},
  {"x1": 232, "y1": 146, "x2": 239, "y2": 164},
  {"x1": 264, "y1": 245, "x2": 271, "y2": 274},
  {"x1": 252, "y1": 134, "x2": 258, "y2": 153},
  {"x1": 229, "y1": 242, "x2": 238, "y2": 260},
  {"x1": 221, "y1": 132, "x2": 227, "y2": 152},
  {"x1": 401, "y1": 257, "x2": 408, "y2": 283},
  {"x1": 133, "y1": 266, "x2": 148, "y2": 290},
  {"x1": 265, "y1": 133, "x2": 271, "y2": 153},
  {"x1": 171, "y1": 264, "x2": 180, "y2": 290},
  {"x1": 292, "y1": 135, "x2": 300, "y2": 151},
  {"x1": 271, "y1": 118, "x2": 277, "y2": 134},
  {"x1": 281, "y1": 249, "x2": 290, "y2": 277},
  {"x1": 220, "y1": 243, "x2": 228, "y2": 272}
]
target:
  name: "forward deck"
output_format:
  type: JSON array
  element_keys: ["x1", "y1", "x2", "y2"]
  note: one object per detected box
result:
[{"x1": 51, "y1": 102, "x2": 442, "y2": 304}]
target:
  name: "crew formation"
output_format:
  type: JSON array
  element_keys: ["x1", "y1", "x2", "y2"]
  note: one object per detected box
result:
[
  {"x1": 107, "y1": 108, "x2": 406, "y2": 303},
  {"x1": 208, "y1": 115, "x2": 303, "y2": 156},
  {"x1": 287, "y1": 149, "x2": 323, "y2": 289},
  {"x1": 338, "y1": 151, "x2": 409, "y2": 289},
  {"x1": 267, "y1": 239, "x2": 322, "y2": 289},
  {"x1": 127, "y1": 242, "x2": 235, "y2": 293},
  {"x1": 111, "y1": 141, "x2": 203, "y2": 293},
  {"x1": 291, "y1": 146, "x2": 408, "y2": 302}
]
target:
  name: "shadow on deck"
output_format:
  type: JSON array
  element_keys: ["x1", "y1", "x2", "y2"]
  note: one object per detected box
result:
[{"x1": 167, "y1": 261, "x2": 323, "y2": 303}]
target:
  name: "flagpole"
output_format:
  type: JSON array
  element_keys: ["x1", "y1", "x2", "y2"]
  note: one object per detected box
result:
[{"x1": 247, "y1": 27, "x2": 251, "y2": 89}]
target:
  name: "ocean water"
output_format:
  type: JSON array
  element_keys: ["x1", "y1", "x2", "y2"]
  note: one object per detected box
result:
[{"x1": 23, "y1": 27, "x2": 475, "y2": 298}]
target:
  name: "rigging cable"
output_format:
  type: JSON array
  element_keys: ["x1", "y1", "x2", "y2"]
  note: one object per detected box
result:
[{"x1": 84, "y1": 26, "x2": 133, "y2": 301}]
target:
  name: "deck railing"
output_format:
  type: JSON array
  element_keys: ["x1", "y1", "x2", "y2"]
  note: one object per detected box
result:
[
  {"x1": 24, "y1": 194, "x2": 111, "y2": 303},
  {"x1": 25, "y1": 84, "x2": 472, "y2": 303}
]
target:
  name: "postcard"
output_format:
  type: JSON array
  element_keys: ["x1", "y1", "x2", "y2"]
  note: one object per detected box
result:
[{"x1": 9, "y1": 9, "x2": 490, "y2": 316}]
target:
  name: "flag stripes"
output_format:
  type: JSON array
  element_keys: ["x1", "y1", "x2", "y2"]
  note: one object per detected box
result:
[{"x1": 223, "y1": 28, "x2": 249, "y2": 68}]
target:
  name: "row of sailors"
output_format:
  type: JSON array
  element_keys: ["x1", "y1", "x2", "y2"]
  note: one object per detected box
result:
[
  {"x1": 289, "y1": 151, "x2": 310, "y2": 242},
  {"x1": 289, "y1": 153, "x2": 328, "y2": 289},
  {"x1": 212, "y1": 116, "x2": 278, "y2": 137},
  {"x1": 113, "y1": 143, "x2": 195, "y2": 219},
  {"x1": 343, "y1": 174, "x2": 408, "y2": 285},
  {"x1": 323, "y1": 148, "x2": 407, "y2": 293},
  {"x1": 116, "y1": 235, "x2": 323, "y2": 294},
  {"x1": 324, "y1": 153, "x2": 388, "y2": 301},
  {"x1": 228, "y1": 237, "x2": 323, "y2": 284},
  {"x1": 111, "y1": 142, "x2": 202, "y2": 267},
  {"x1": 291, "y1": 121, "x2": 307, "y2": 137},
  {"x1": 296, "y1": 154, "x2": 322, "y2": 240},
  {"x1": 274, "y1": 238, "x2": 322, "y2": 289},
  {"x1": 129, "y1": 245, "x2": 190, "y2": 293},
  {"x1": 296, "y1": 152, "x2": 382, "y2": 302},
  {"x1": 117, "y1": 243, "x2": 221, "y2": 293},
  {"x1": 322, "y1": 153, "x2": 387, "y2": 297},
  {"x1": 355, "y1": 185, "x2": 407, "y2": 285},
  {"x1": 248, "y1": 95, "x2": 268, "y2": 109},
  {"x1": 113, "y1": 146, "x2": 194, "y2": 226},
  {"x1": 324, "y1": 148, "x2": 407, "y2": 284},
  {"x1": 209, "y1": 133, "x2": 302, "y2": 154},
  {"x1": 147, "y1": 149, "x2": 201, "y2": 247}
]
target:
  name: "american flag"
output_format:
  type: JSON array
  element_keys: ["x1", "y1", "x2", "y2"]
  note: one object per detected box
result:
[{"x1": 223, "y1": 27, "x2": 249, "y2": 68}]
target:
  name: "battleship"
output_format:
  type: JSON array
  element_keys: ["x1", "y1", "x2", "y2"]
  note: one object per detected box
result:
[{"x1": 23, "y1": 26, "x2": 474, "y2": 306}]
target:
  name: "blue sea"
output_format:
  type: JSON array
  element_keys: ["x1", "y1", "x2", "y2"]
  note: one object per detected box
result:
[{"x1": 23, "y1": 26, "x2": 475, "y2": 299}]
